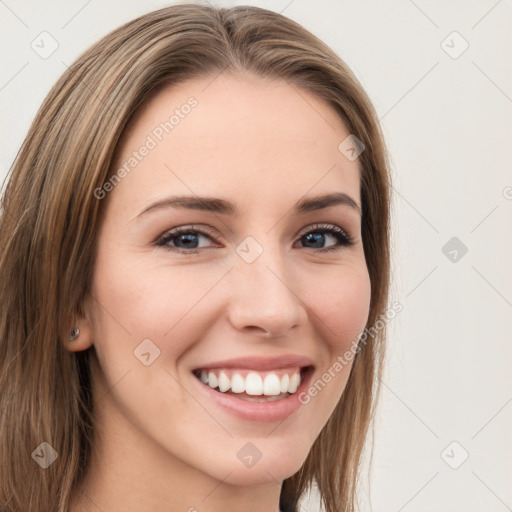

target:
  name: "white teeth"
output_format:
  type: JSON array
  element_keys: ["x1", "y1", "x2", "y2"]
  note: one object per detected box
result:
[
  {"x1": 263, "y1": 373, "x2": 281, "y2": 396},
  {"x1": 197, "y1": 368, "x2": 303, "y2": 396},
  {"x1": 231, "y1": 373, "x2": 245, "y2": 393},
  {"x1": 208, "y1": 371, "x2": 218, "y2": 389},
  {"x1": 288, "y1": 373, "x2": 300, "y2": 393},
  {"x1": 280, "y1": 374, "x2": 289, "y2": 393},
  {"x1": 218, "y1": 371, "x2": 231, "y2": 392},
  {"x1": 245, "y1": 372, "x2": 263, "y2": 395}
]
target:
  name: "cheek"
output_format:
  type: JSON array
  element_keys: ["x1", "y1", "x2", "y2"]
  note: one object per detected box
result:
[
  {"x1": 293, "y1": 264, "x2": 371, "y2": 431},
  {"x1": 89, "y1": 250, "x2": 229, "y2": 363},
  {"x1": 308, "y1": 263, "x2": 371, "y2": 352}
]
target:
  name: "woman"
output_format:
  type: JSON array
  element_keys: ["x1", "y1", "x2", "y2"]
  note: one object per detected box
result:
[{"x1": 0, "y1": 4, "x2": 391, "y2": 512}]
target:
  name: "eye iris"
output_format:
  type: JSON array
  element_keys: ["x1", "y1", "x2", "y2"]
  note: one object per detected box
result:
[
  {"x1": 303, "y1": 232, "x2": 325, "y2": 248},
  {"x1": 176, "y1": 233, "x2": 198, "y2": 248}
]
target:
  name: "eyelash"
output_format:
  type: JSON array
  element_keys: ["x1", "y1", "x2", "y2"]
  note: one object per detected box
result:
[{"x1": 154, "y1": 223, "x2": 355, "y2": 254}]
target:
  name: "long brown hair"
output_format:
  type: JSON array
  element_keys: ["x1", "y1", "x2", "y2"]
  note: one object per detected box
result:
[{"x1": 0, "y1": 4, "x2": 391, "y2": 511}]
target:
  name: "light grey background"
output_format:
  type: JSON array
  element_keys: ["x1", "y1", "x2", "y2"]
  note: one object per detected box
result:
[{"x1": 1, "y1": 1, "x2": 511, "y2": 511}]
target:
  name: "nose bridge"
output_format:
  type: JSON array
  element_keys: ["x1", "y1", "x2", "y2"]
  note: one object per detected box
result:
[{"x1": 226, "y1": 237, "x2": 306, "y2": 336}]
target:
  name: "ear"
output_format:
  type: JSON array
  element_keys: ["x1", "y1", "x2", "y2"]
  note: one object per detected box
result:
[{"x1": 63, "y1": 296, "x2": 95, "y2": 353}]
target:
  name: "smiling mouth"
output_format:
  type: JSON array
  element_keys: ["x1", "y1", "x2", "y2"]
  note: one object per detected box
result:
[{"x1": 192, "y1": 366, "x2": 314, "y2": 402}]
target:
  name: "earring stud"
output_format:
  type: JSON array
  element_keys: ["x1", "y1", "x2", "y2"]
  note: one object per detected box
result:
[{"x1": 69, "y1": 328, "x2": 80, "y2": 341}]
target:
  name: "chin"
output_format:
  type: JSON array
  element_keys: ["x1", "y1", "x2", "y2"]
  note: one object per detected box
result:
[
  {"x1": 203, "y1": 439, "x2": 311, "y2": 487},
  {"x1": 218, "y1": 461, "x2": 303, "y2": 487}
]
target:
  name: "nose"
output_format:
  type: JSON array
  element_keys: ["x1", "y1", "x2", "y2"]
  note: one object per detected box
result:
[{"x1": 226, "y1": 244, "x2": 307, "y2": 338}]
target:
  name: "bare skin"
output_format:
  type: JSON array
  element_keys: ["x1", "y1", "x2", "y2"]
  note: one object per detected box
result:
[{"x1": 68, "y1": 72, "x2": 371, "y2": 512}]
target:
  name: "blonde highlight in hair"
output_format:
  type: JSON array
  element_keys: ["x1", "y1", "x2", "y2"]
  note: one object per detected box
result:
[{"x1": 0, "y1": 4, "x2": 391, "y2": 511}]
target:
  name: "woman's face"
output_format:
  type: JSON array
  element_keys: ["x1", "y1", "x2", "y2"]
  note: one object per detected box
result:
[{"x1": 83, "y1": 72, "x2": 371, "y2": 486}]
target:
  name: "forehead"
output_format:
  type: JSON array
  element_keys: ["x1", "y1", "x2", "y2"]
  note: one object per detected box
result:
[{"x1": 108, "y1": 72, "x2": 361, "y2": 216}]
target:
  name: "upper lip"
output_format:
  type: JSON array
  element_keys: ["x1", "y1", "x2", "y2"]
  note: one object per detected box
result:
[{"x1": 192, "y1": 355, "x2": 315, "y2": 372}]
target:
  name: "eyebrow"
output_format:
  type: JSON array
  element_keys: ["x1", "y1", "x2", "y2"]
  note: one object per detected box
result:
[{"x1": 134, "y1": 192, "x2": 362, "y2": 220}]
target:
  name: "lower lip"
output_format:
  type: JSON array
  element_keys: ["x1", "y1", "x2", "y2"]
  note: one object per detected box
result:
[{"x1": 192, "y1": 368, "x2": 314, "y2": 423}]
